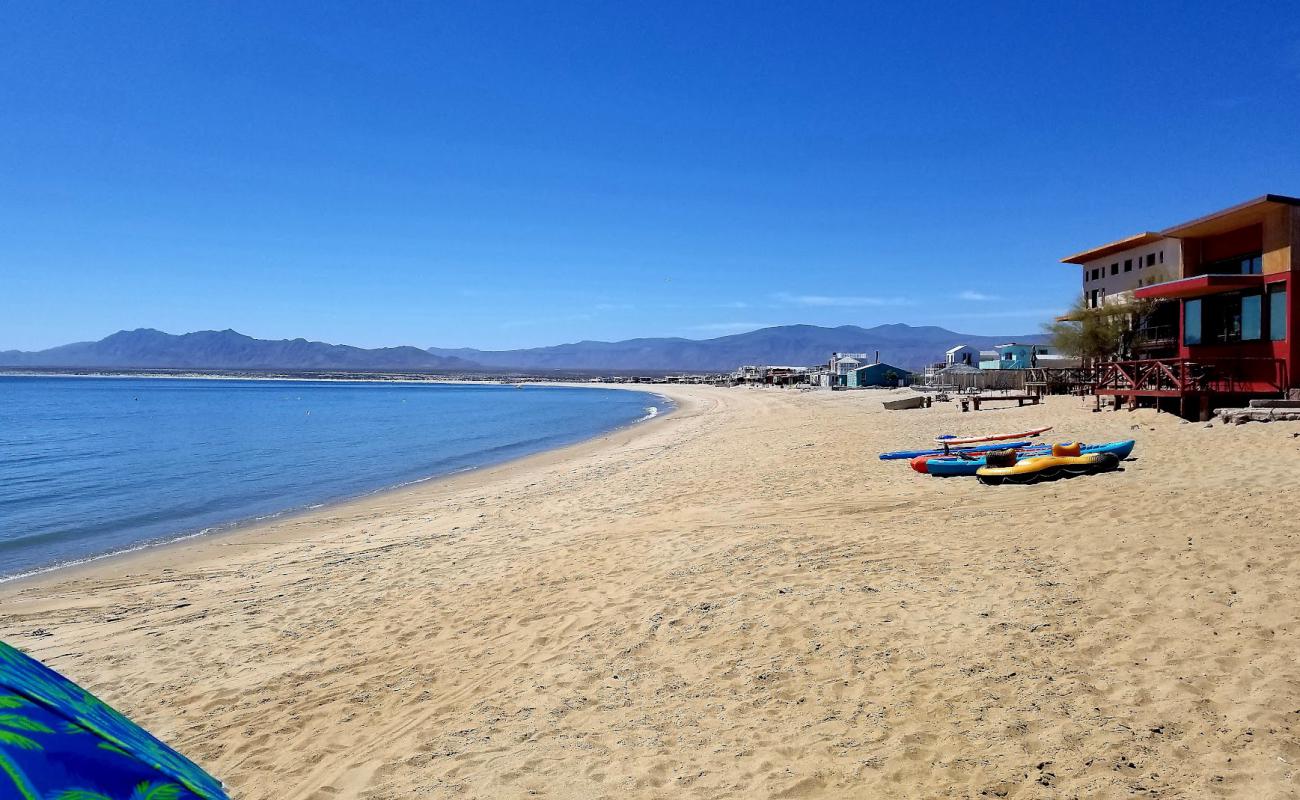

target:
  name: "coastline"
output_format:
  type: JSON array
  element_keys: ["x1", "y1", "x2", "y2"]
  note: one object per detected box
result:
[
  {"x1": 5, "y1": 388, "x2": 1300, "y2": 798},
  {"x1": 0, "y1": 380, "x2": 686, "y2": 589}
]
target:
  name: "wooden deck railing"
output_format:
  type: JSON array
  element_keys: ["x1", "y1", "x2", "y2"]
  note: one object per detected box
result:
[{"x1": 1090, "y1": 357, "x2": 1288, "y2": 396}]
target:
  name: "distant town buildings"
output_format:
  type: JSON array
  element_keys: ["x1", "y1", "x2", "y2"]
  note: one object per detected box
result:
[
  {"x1": 978, "y1": 342, "x2": 1077, "y2": 370},
  {"x1": 945, "y1": 345, "x2": 978, "y2": 367}
]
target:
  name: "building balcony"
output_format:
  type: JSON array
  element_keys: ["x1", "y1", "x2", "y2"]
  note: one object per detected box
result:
[{"x1": 1134, "y1": 273, "x2": 1267, "y2": 301}]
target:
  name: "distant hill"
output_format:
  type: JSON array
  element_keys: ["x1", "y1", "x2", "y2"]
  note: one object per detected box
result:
[
  {"x1": 429, "y1": 324, "x2": 1047, "y2": 372},
  {"x1": 0, "y1": 329, "x2": 480, "y2": 372}
]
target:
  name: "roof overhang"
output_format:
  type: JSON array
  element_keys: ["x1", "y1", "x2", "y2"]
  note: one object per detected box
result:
[
  {"x1": 1160, "y1": 194, "x2": 1300, "y2": 239},
  {"x1": 1134, "y1": 273, "x2": 1267, "y2": 300},
  {"x1": 1055, "y1": 302, "x2": 1136, "y2": 321},
  {"x1": 1060, "y1": 232, "x2": 1164, "y2": 265}
]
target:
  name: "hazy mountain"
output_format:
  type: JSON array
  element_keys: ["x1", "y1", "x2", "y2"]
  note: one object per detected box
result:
[
  {"x1": 3, "y1": 324, "x2": 1047, "y2": 374},
  {"x1": 0, "y1": 329, "x2": 480, "y2": 372},
  {"x1": 429, "y1": 324, "x2": 1047, "y2": 372}
]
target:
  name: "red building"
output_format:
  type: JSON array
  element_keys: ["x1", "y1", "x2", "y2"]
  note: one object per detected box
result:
[{"x1": 1062, "y1": 194, "x2": 1298, "y2": 418}]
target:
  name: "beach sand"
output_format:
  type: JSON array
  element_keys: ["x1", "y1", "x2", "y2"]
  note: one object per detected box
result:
[{"x1": 4, "y1": 386, "x2": 1300, "y2": 798}]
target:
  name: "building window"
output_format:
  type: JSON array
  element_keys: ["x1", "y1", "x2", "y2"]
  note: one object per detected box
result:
[
  {"x1": 1124, "y1": 259, "x2": 1132, "y2": 272},
  {"x1": 1159, "y1": 250, "x2": 1165, "y2": 264},
  {"x1": 1091, "y1": 268, "x2": 1100, "y2": 281},
  {"x1": 1089, "y1": 289, "x2": 1100, "y2": 308},
  {"x1": 1242, "y1": 294, "x2": 1262, "y2": 341},
  {"x1": 1187, "y1": 291, "x2": 1270, "y2": 344},
  {"x1": 1269, "y1": 284, "x2": 1287, "y2": 341},
  {"x1": 1111, "y1": 263, "x2": 1119, "y2": 276},
  {"x1": 1185, "y1": 299, "x2": 1201, "y2": 345},
  {"x1": 1146, "y1": 253, "x2": 1156, "y2": 267},
  {"x1": 1203, "y1": 252, "x2": 1263, "y2": 275}
]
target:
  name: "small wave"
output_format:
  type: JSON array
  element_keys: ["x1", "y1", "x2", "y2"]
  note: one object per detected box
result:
[
  {"x1": 637, "y1": 406, "x2": 660, "y2": 422},
  {"x1": 0, "y1": 523, "x2": 226, "y2": 584}
]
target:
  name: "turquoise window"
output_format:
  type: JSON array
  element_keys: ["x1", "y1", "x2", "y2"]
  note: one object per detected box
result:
[
  {"x1": 1184, "y1": 299, "x2": 1201, "y2": 345},
  {"x1": 1269, "y1": 286, "x2": 1287, "y2": 341},
  {"x1": 1242, "y1": 294, "x2": 1262, "y2": 341}
]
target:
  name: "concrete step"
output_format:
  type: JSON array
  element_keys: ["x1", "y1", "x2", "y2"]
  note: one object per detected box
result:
[{"x1": 1247, "y1": 399, "x2": 1300, "y2": 409}]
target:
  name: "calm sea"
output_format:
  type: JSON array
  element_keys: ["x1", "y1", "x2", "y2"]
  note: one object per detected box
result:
[{"x1": 0, "y1": 376, "x2": 665, "y2": 580}]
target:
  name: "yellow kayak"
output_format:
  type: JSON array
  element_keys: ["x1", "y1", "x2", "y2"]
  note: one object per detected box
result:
[{"x1": 976, "y1": 443, "x2": 1120, "y2": 485}]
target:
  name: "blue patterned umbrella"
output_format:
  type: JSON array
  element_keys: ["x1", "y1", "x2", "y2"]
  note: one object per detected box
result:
[{"x1": 0, "y1": 640, "x2": 227, "y2": 800}]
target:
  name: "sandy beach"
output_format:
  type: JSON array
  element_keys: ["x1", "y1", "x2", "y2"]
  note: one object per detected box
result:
[{"x1": 4, "y1": 385, "x2": 1300, "y2": 798}]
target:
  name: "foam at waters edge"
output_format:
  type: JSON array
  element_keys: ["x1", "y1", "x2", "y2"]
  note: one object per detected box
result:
[{"x1": 638, "y1": 406, "x2": 660, "y2": 422}]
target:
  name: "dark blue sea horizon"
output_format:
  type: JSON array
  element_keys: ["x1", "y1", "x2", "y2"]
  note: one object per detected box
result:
[{"x1": 0, "y1": 376, "x2": 667, "y2": 580}]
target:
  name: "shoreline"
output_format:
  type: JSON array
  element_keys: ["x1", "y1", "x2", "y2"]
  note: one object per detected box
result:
[
  {"x1": 0, "y1": 380, "x2": 685, "y2": 589},
  {"x1": 2, "y1": 382, "x2": 702, "y2": 595}
]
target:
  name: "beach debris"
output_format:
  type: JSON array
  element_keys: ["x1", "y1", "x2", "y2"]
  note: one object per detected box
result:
[{"x1": 1214, "y1": 399, "x2": 1300, "y2": 424}]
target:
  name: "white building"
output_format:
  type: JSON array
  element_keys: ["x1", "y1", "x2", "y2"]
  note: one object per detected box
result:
[
  {"x1": 829, "y1": 353, "x2": 867, "y2": 376},
  {"x1": 1060, "y1": 232, "x2": 1181, "y2": 310},
  {"x1": 944, "y1": 344, "x2": 978, "y2": 367}
]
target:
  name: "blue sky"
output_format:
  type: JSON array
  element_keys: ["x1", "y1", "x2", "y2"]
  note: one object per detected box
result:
[{"x1": 3, "y1": 1, "x2": 1299, "y2": 351}]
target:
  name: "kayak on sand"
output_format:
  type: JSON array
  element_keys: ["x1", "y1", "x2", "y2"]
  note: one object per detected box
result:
[
  {"x1": 879, "y1": 440, "x2": 1035, "y2": 461},
  {"x1": 933, "y1": 426, "x2": 1052, "y2": 446},
  {"x1": 977, "y1": 445, "x2": 1123, "y2": 485},
  {"x1": 914, "y1": 440, "x2": 1135, "y2": 476}
]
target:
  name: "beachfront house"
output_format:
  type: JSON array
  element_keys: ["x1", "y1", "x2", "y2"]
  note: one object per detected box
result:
[
  {"x1": 1062, "y1": 193, "x2": 1300, "y2": 416},
  {"x1": 978, "y1": 342, "x2": 1056, "y2": 370},
  {"x1": 842, "y1": 361, "x2": 909, "y2": 388},
  {"x1": 829, "y1": 353, "x2": 867, "y2": 377},
  {"x1": 945, "y1": 344, "x2": 978, "y2": 367}
]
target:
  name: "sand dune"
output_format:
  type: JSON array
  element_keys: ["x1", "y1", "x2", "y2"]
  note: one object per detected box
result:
[{"x1": 4, "y1": 386, "x2": 1300, "y2": 798}]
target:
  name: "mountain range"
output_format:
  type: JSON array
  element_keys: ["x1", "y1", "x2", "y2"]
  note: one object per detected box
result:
[
  {"x1": 427, "y1": 324, "x2": 1045, "y2": 372},
  {"x1": 2, "y1": 325, "x2": 1046, "y2": 373}
]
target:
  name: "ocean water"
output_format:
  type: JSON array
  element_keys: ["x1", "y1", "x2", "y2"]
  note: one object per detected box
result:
[{"x1": 0, "y1": 376, "x2": 665, "y2": 580}]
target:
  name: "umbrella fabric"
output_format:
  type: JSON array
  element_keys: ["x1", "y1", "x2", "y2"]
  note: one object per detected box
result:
[{"x1": 0, "y1": 640, "x2": 227, "y2": 800}]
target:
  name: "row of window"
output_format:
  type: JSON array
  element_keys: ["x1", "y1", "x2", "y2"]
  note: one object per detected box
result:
[
  {"x1": 1184, "y1": 284, "x2": 1286, "y2": 345},
  {"x1": 1085, "y1": 249, "x2": 1164, "y2": 283},
  {"x1": 1202, "y1": 253, "x2": 1263, "y2": 275}
]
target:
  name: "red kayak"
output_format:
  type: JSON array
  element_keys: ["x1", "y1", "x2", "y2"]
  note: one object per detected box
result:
[{"x1": 934, "y1": 426, "x2": 1052, "y2": 446}]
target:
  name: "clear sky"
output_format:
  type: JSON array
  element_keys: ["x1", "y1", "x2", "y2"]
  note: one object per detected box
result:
[{"x1": 3, "y1": 1, "x2": 1299, "y2": 351}]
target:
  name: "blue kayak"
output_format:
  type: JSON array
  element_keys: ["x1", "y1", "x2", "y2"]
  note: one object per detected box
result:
[
  {"x1": 924, "y1": 440, "x2": 1136, "y2": 477},
  {"x1": 879, "y1": 441, "x2": 1033, "y2": 460}
]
